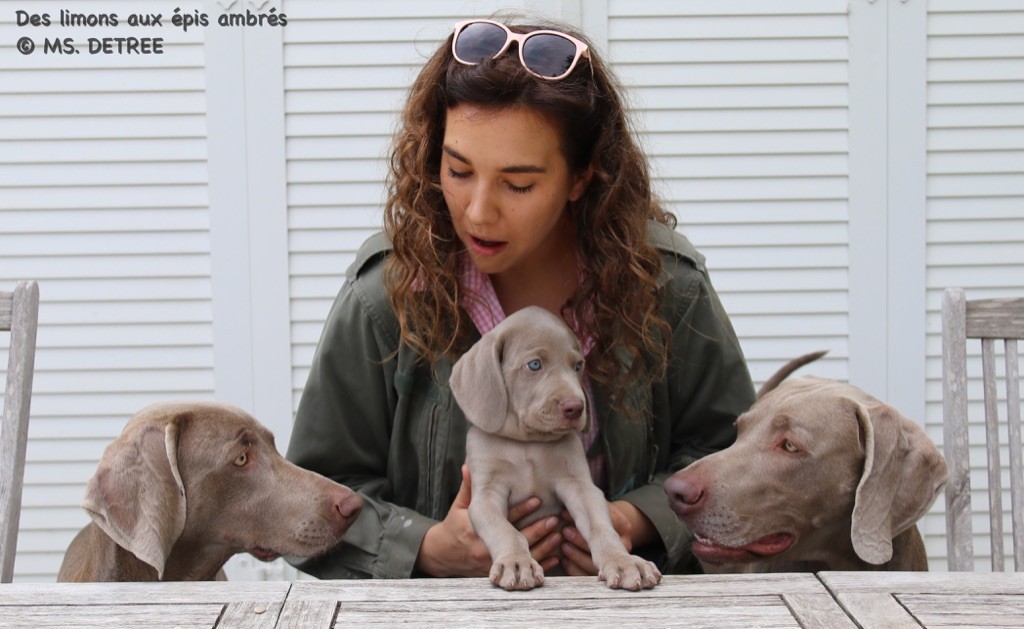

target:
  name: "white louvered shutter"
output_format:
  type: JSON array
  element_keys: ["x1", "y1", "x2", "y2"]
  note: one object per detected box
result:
[
  {"x1": 0, "y1": 1, "x2": 214, "y2": 581},
  {"x1": 606, "y1": 0, "x2": 852, "y2": 388},
  {"x1": 284, "y1": 1, "x2": 509, "y2": 409},
  {"x1": 923, "y1": 0, "x2": 1024, "y2": 571}
]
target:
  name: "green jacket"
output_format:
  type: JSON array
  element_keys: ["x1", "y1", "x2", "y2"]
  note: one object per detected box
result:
[{"x1": 286, "y1": 221, "x2": 754, "y2": 579}]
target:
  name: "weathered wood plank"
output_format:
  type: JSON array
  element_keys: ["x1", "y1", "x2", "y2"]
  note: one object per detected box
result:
[
  {"x1": 943, "y1": 287, "x2": 973, "y2": 572},
  {"x1": 965, "y1": 297, "x2": 1024, "y2": 340},
  {"x1": 819, "y1": 571, "x2": 1024, "y2": 595},
  {"x1": 904, "y1": 596, "x2": 1024, "y2": 628},
  {"x1": 0, "y1": 581, "x2": 291, "y2": 605},
  {"x1": 1006, "y1": 339, "x2": 1024, "y2": 572},
  {"x1": 1, "y1": 280, "x2": 39, "y2": 583},
  {"x1": 279, "y1": 577, "x2": 849, "y2": 627},
  {"x1": 981, "y1": 338, "x2": 1006, "y2": 571},
  {"x1": 0, "y1": 291, "x2": 12, "y2": 330},
  {"x1": 215, "y1": 601, "x2": 281, "y2": 629},
  {"x1": 899, "y1": 593, "x2": 1024, "y2": 615},
  {"x1": 835, "y1": 593, "x2": 921, "y2": 629},
  {"x1": 0, "y1": 604, "x2": 222, "y2": 628},
  {"x1": 332, "y1": 597, "x2": 801, "y2": 628},
  {"x1": 783, "y1": 593, "x2": 858, "y2": 629},
  {"x1": 276, "y1": 600, "x2": 337, "y2": 629},
  {"x1": 287, "y1": 573, "x2": 829, "y2": 602}
]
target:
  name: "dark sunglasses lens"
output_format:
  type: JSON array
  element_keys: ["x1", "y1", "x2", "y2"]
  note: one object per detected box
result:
[
  {"x1": 454, "y1": 22, "x2": 507, "y2": 63},
  {"x1": 522, "y1": 33, "x2": 577, "y2": 77}
]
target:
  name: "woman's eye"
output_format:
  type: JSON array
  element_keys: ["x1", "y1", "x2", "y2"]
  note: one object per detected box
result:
[
  {"x1": 526, "y1": 359, "x2": 542, "y2": 372},
  {"x1": 233, "y1": 452, "x2": 248, "y2": 467},
  {"x1": 574, "y1": 361, "x2": 584, "y2": 372},
  {"x1": 446, "y1": 167, "x2": 471, "y2": 179},
  {"x1": 507, "y1": 182, "x2": 534, "y2": 194},
  {"x1": 782, "y1": 440, "x2": 799, "y2": 453}
]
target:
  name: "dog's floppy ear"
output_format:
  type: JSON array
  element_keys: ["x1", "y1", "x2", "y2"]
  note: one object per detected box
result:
[
  {"x1": 450, "y1": 328, "x2": 509, "y2": 433},
  {"x1": 82, "y1": 412, "x2": 189, "y2": 579},
  {"x1": 850, "y1": 401, "x2": 948, "y2": 565}
]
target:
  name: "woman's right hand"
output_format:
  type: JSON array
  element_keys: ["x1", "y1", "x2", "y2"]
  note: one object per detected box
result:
[{"x1": 414, "y1": 465, "x2": 563, "y2": 577}]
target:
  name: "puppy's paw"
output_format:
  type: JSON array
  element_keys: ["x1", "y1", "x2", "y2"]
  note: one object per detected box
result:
[
  {"x1": 598, "y1": 554, "x2": 662, "y2": 591},
  {"x1": 489, "y1": 553, "x2": 545, "y2": 591}
]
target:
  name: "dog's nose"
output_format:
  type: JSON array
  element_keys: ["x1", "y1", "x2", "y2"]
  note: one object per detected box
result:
[
  {"x1": 560, "y1": 398, "x2": 584, "y2": 421},
  {"x1": 332, "y1": 490, "x2": 363, "y2": 521},
  {"x1": 664, "y1": 473, "x2": 704, "y2": 516}
]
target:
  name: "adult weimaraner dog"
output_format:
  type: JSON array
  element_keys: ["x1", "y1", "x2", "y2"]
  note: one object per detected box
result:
[
  {"x1": 665, "y1": 353, "x2": 949, "y2": 572},
  {"x1": 58, "y1": 401, "x2": 362, "y2": 582},
  {"x1": 450, "y1": 306, "x2": 661, "y2": 591}
]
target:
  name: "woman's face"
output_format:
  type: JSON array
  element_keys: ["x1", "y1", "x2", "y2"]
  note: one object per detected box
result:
[{"x1": 441, "y1": 104, "x2": 590, "y2": 280}]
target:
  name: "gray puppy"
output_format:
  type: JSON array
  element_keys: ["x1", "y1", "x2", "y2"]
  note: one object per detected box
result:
[{"x1": 451, "y1": 306, "x2": 661, "y2": 591}]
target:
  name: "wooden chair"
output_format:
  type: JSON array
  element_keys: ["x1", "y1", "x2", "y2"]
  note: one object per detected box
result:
[
  {"x1": 942, "y1": 287, "x2": 1024, "y2": 571},
  {"x1": 0, "y1": 281, "x2": 39, "y2": 583}
]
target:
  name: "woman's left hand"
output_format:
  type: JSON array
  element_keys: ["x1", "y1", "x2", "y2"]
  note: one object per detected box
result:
[{"x1": 560, "y1": 500, "x2": 647, "y2": 576}]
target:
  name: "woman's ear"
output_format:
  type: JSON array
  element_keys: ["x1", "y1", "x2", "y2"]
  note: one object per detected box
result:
[{"x1": 568, "y1": 165, "x2": 594, "y2": 202}]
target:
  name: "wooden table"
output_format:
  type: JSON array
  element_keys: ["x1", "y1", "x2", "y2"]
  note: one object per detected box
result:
[
  {"x1": 1, "y1": 572, "x2": 1020, "y2": 628},
  {"x1": 819, "y1": 571, "x2": 1024, "y2": 628},
  {"x1": 0, "y1": 581, "x2": 290, "y2": 629},
  {"x1": 278, "y1": 574, "x2": 852, "y2": 628}
]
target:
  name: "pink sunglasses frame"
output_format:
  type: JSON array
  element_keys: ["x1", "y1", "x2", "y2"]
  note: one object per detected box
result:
[{"x1": 451, "y1": 19, "x2": 592, "y2": 81}]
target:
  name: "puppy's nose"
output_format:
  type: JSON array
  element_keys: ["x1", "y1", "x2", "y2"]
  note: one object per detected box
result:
[
  {"x1": 560, "y1": 398, "x2": 584, "y2": 421},
  {"x1": 664, "y1": 473, "x2": 705, "y2": 517}
]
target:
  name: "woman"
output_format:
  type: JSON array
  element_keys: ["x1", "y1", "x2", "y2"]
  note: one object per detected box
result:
[{"x1": 286, "y1": 17, "x2": 754, "y2": 579}]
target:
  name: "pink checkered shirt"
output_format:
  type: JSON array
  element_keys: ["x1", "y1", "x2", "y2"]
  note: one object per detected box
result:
[{"x1": 458, "y1": 254, "x2": 607, "y2": 490}]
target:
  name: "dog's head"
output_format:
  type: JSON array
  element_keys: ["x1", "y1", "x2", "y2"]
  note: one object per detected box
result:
[
  {"x1": 81, "y1": 401, "x2": 362, "y2": 579},
  {"x1": 666, "y1": 376, "x2": 948, "y2": 567},
  {"x1": 450, "y1": 306, "x2": 589, "y2": 441}
]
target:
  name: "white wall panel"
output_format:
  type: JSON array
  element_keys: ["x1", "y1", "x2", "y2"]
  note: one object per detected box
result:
[
  {"x1": 922, "y1": 0, "x2": 1024, "y2": 571},
  {"x1": 608, "y1": 0, "x2": 852, "y2": 387},
  {"x1": 283, "y1": 0, "x2": 514, "y2": 408},
  {"x1": 0, "y1": 0, "x2": 213, "y2": 581}
]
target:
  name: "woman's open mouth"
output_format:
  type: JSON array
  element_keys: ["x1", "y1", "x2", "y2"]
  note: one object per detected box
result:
[{"x1": 470, "y1": 235, "x2": 508, "y2": 257}]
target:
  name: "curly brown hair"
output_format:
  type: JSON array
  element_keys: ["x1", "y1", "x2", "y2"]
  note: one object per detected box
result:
[{"x1": 383, "y1": 17, "x2": 677, "y2": 419}]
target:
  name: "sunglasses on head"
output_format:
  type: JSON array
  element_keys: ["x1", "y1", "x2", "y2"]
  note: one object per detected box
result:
[{"x1": 451, "y1": 19, "x2": 591, "y2": 81}]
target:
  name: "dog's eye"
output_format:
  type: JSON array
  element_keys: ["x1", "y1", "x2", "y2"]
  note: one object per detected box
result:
[
  {"x1": 574, "y1": 361, "x2": 583, "y2": 372},
  {"x1": 526, "y1": 359, "x2": 542, "y2": 372},
  {"x1": 782, "y1": 440, "x2": 799, "y2": 453},
  {"x1": 233, "y1": 452, "x2": 248, "y2": 467}
]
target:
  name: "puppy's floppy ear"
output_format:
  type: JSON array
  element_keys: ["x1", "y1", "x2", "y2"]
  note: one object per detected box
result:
[
  {"x1": 82, "y1": 412, "x2": 189, "y2": 579},
  {"x1": 850, "y1": 401, "x2": 948, "y2": 565},
  {"x1": 450, "y1": 328, "x2": 509, "y2": 433}
]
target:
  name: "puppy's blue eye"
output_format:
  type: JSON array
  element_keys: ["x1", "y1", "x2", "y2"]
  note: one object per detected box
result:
[
  {"x1": 526, "y1": 359, "x2": 542, "y2": 371},
  {"x1": 574, "y1": 361, "x2": 583, "y2": 372}
]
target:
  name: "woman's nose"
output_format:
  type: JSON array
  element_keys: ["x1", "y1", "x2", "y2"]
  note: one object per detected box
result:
[{"x1": 464, "y1": 182, "x2": 499, "y2": 225}]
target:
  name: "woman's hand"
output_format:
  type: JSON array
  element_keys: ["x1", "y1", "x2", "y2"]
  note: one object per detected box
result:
[
  {"x1": 559, "y1": 500, "x2": 655, "y2": 576},
  {"x1": 414, "y1": 466, "x2": 562, "y2": 577}
]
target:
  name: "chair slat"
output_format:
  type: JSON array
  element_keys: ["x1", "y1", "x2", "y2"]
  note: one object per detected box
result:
[
  {"x1": 943, "y1": 288, "x2": 973, "y2": 571},
  {"x1": 981, "y1": 339, "x2": 1005, "y2": 571},
  {"x1": 966, "y1": 297, "x2": 1024, "y2": 340},
  {"x1": 0, "y1": 292, "x2": 12, "y2": 331},
  {"x1": 1005, "y1": 339, "x2": 1023, "y2": 572},
  {"x1": 0, "y1": 281, "x2": 39, "y2": 582}
]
